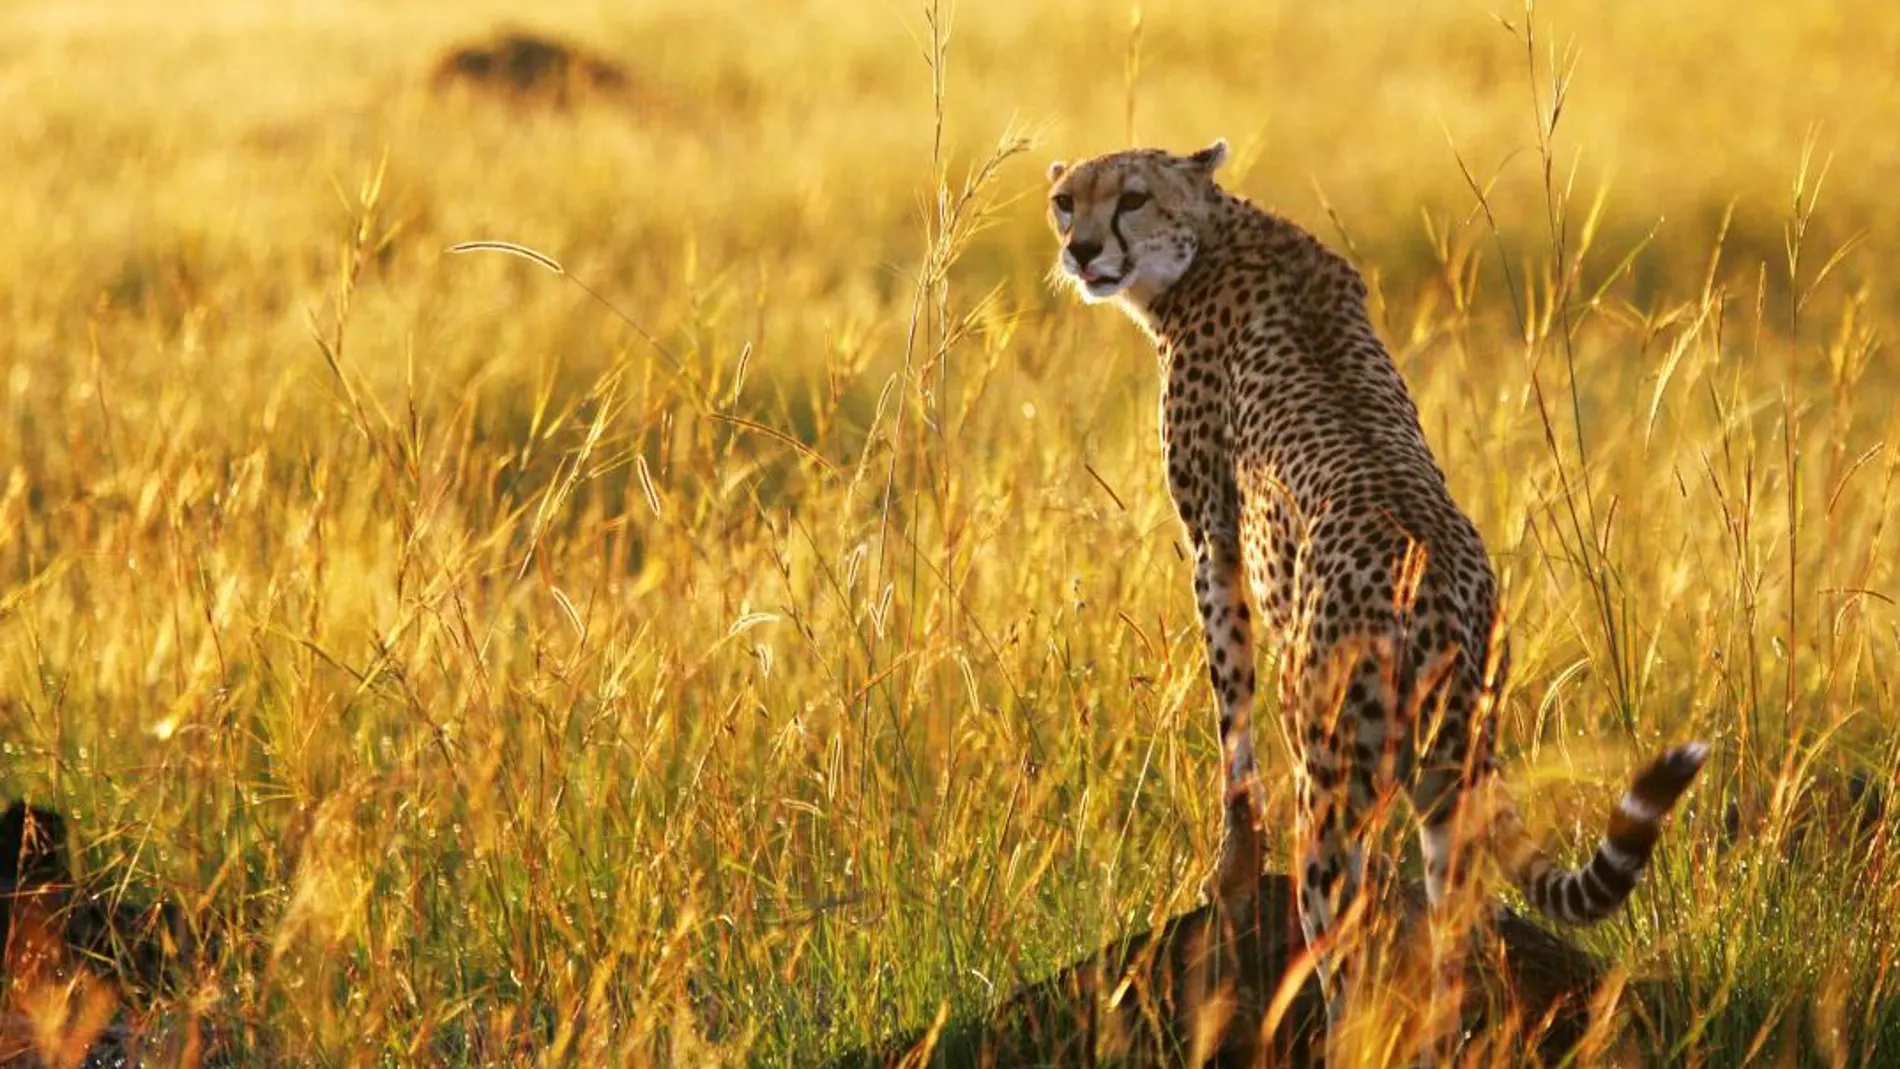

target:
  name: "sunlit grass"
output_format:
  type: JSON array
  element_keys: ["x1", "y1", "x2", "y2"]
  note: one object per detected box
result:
[{"x1": 1, "y1": 0, "x2": 1896, "y2": 1065}]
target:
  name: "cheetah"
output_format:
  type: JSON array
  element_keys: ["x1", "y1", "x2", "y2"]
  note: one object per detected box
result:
[{"x1": 1046, "y1": 140, "x2": 1706, "y2": 1061}]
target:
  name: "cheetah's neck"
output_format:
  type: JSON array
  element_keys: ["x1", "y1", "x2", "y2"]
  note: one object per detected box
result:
[{"x1": 1139, "y1": 193, "x2": 1361, "y2": 353}]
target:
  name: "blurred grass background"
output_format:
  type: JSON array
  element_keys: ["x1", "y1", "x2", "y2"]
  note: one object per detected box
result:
[{"x1": 2, "y1": 0, "x2": 1897, "y2": 1064}]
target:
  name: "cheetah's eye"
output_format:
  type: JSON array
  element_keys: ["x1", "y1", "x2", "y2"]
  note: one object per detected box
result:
[
  {"x1": 1117, "y1": 191, "x2": 1151, "y2": 212},
  {"x1": 1051, "y1": 193, "x2": 1074, "y2": 213}
]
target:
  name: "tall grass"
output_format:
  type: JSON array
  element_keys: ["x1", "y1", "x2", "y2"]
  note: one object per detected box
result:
[{"x1": 1, "y1": 0, "x2": 1896, "y2": 1064}]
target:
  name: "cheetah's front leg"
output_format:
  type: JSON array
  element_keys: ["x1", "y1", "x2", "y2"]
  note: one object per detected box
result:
[{"x1": 1191, "y1": 537, "x2": 1264, "y2": 907}]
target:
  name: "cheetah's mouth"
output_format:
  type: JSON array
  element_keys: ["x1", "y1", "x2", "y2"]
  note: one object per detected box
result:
[{"x1": 1077, "y1": 267, "x2": 1128, "y2": 297}]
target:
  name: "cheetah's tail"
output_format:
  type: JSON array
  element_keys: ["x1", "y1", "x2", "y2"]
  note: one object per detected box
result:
[{"x1": 1490, "y1": 742, "x2": 1708, "y2": 925}]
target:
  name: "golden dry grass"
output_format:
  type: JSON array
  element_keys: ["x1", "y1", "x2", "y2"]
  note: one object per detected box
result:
[{"x1": 2, "y1": 0, "x2": 1897, "y2": 1064}]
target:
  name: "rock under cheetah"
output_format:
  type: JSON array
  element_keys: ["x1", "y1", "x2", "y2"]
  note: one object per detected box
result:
[{"x1": 1046, "y1": 139, "x2": 1706, "y2": 1061}]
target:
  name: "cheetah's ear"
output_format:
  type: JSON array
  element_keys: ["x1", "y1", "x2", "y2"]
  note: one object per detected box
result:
[
  {"x1": 1046, "y1": 160, "x2": 1068, "y2": 183},
  {"x1": 1188, "y1": 139, "x2": 1229, "y2": 173}
]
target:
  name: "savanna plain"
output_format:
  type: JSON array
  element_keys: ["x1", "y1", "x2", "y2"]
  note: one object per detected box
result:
[{"x1": 2, "y1": 0, "x2": 1898, "y2": 1065}]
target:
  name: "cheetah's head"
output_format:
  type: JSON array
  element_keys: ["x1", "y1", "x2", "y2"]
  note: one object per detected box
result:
[{"x1": 1046, "y1": 140, "x2": 1228, "y2": 312}]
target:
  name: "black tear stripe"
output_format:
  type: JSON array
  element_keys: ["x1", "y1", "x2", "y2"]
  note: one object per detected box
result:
[{"x1": 1109, "y1": 206, "x2": 1130, "y2": 262}]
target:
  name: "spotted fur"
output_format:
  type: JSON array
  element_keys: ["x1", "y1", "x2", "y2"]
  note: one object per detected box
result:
[{"x1": 1047, "y1": 141, "x2": 1706, "y2": 1060}]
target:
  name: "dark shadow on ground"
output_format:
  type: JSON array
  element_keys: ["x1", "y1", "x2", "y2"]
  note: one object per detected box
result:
[{"x1": 829, "y1": 870, "x2": 1605, "y2": 1068}]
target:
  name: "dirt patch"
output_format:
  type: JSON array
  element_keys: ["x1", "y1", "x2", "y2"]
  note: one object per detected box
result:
[{"x1": 430, "y1": 30, "x2": 634, "y2": 109}]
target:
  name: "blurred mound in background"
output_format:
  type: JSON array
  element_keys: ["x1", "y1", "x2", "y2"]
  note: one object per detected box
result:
[{"x1": 430, "y1": 29, "x2": 633, "y2": 110}]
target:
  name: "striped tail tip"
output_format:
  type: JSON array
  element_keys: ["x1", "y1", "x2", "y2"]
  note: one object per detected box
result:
[
  {"x1": 1615, "y1": 742, "x2": 1709, "y2": 828},
  {"x1": 1527, "y1": 741, "x2": 1709, "y2": 925}
]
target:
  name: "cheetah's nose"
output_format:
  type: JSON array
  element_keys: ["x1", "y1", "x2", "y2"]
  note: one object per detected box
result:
[{"x1": 1066, "y1": 240, "x2": 1103, "y2": 268}]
